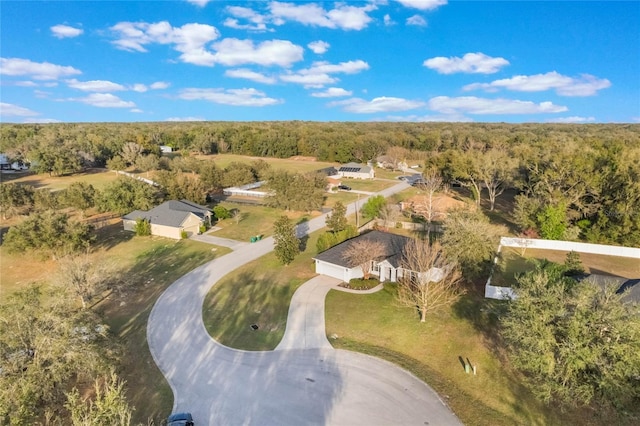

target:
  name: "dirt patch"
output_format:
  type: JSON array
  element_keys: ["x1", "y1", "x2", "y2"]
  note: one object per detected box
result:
[
  {"x1": 288, "y1": 156, "x2": 317, "y2": 161},
  {"x1": 401, "y1": 193, "x2": 471, "y2": 220}
]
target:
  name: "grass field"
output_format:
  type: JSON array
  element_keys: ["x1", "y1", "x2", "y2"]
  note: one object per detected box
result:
[
  {"x1": 325, "y1": 286, "x2": 623, "y2": 426},
  {"x1": 1, "y1": 222, "x2": 228, "y2": 424},
  {"x1": 198, "y1": 153, "x2": 339, "y2": 173},
  {"x1": 492, "y1": 247, "x2": 640, "y2": 287},
  {"x1": 210, "y1": 203, "x2": 318, "y2": 241},
  {"x1": 339, "y1": 178, "x2": 397, "y2": 192},
  {"x1": 202, "y1": 231, "x2": 321, "y2": 350},
  {"x1": 0, "y1": 168, "x2": 119, "y2": 191}
]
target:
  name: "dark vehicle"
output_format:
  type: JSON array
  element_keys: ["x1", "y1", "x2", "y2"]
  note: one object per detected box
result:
[
  {"x1": 337, "y1": 184, "x2": 351, "y2": 191},
  {"x1": 167, "y1": 412, "x2": 194, "y2": 426}
]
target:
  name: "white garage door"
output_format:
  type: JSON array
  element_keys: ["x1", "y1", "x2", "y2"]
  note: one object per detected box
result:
[{"x1": 316, "y1": 261, "x2": 346, "y2": 282}]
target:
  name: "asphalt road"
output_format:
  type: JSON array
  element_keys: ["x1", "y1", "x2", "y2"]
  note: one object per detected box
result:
[{"x1": 147, "y1": 182, "x2": 462, "y2": 425}]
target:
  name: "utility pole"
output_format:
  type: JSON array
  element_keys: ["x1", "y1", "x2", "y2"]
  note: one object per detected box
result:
[{"x1": 356, "y1": 193, "x2": 360, "y2": 229}]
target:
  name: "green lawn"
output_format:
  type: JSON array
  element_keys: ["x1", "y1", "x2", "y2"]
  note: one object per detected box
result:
[
  {"x1": 210, "y1": 203, "x2": 317, "y2": 241},
  {"x1": 202, "y1": 231, "x2": 321, "y2": 350},
  {"x1": 339, "y1": 178, "x2": 397, "y2": 193},
  {"x1": 325, "y1": 286, "x2": 613, "y2": 426}
]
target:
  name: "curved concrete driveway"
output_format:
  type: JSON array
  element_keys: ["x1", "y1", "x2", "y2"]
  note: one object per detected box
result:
[{"x1": 147, "y1": 182, "x2": 462, "y2": 425}]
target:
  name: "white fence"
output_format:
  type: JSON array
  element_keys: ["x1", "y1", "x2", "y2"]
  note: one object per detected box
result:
[
  {"x1": 116, "y1": 170, "x2": 159, "y2": 186},
  {"x1": 485, "y1": 237, "x2": 640, "y2": 300},
  {"x1": 223, "y1": 181, "x2": 272, "y2": 198}
]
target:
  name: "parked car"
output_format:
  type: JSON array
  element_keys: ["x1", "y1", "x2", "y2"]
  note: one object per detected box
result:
[
  {"x1": 337, "y1": 184, "x2": 351, "y2": 191},
  {"x1": 167, "y1": 412, "x2": 194, "y2": 426}
]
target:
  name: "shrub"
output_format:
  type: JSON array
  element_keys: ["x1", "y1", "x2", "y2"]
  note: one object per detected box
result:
[
  {"x1": 134, "y1": 218, "x2": 151, "y2": 236},
  {"x1": 213, "y1": 205, "x2": 231, "y2": 220},
  {"x1": 180, "y1": 230, "x2": 188, "y2": 239},
  {"x1": 343, "y1": 278, "x2": 380, "y2": 290}
]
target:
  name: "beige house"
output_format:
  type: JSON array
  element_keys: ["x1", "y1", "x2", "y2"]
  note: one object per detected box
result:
[{"x1": 123, "y1": 200, "x2": 212, "y2": 239}]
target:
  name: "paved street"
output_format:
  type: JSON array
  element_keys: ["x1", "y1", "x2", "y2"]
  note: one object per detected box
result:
[{"x1": 147, "y1": 182, "x2": 462, "y2": 425}]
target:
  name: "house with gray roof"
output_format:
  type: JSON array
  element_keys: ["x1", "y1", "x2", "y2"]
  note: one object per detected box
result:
[
  {"x1": 337, "y1": 162, "x2": 375, "y2": 180},
  {"x1": 313, "y1": 230, "x2": 410, "y2": 283},
  {"x1": 122, "y1": 200, "x2": 212, "y2": 239}
]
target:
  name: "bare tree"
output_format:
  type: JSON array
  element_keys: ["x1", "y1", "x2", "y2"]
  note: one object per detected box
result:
[
  {"x1": 55, "y1": 254, "x2": 119, "y2": 309},
  {"x1": 343, "y1": 239, "x2": 385, "y2": 280},
  {"x1": 385, "y1": 146, "x2": 410, "y2": 171},
  {"x1": 397, "y1": 239, "x2": 465, "y2": 322},
  {"x1": 415, "y1": 169, "x2": 443, "y2": 231},
  {"x1": 477, "y1": 149, "x2": 515, "y2": 211},
  {"x1": 378, "y1": 202, "x2": 400, "y2": 229}
]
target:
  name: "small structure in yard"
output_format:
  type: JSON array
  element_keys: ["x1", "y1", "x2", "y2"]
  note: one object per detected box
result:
[
  {"x1": 223, "y1": 181, "x2": 271, "y2": 198},
  {"x1": 160, "y1": 145, "x2": 173, "y2": 153},
  {"x1": 485, "y1": 237, "x2": 640, "y2": 300},
  {"x1": 337, "y1": 162, "x2": 374, "y2": 180},
  {"x1": 122, "y1": 199, "x2": 212, "y2": 240}
]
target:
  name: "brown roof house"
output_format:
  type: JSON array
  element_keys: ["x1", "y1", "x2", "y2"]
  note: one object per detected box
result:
[{"x1": 123, "y1": 200, "x2": 212, "y2": 239}]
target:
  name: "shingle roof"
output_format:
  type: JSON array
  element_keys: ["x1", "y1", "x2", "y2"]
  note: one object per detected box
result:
[
  {"x1": 338, "y1": 162, "x2": 371, "y2": 174},
  {"x1": 123, "y1": 200, "x2": 211, "y2": 228},
  {"x1": 313, "y1": 230, "x2": 410, "y2": 268},
  {"x1": 577, "y1": 274, "x2": 640, "y2": 304}
]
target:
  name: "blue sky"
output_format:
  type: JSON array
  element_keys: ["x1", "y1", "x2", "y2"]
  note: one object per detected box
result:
[{"x1": 1, "y1": 1, "x2": 638, "y2": 123}]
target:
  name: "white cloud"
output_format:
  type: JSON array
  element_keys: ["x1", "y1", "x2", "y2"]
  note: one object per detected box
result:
[
  {"x1": 178, "y1": 88, "x2": 282, "y2": 107},
  {"x1": 423, "y1": 52, "x2": 509, "y2": 74},
  {"x1": 383, "y1": 14, "x2": 395, "y2": 26},
  {"x1": 464, "y1": 71, "x2": 611, "y2": 97},
  {"x1": 165, "y1": 116, "x2": 205, "y2": 121},
  {"x1": 23, "y1": 118, "x2": 61, "y2": 123},
  {"x1": 406, "y1": 15, "x2": 427, "y2": 26},
  {"x1": 308, "y1": 40, "x2": 330, "y2": 54},
  {"x1": 15, "y1": 81, "x2": 38, "y2": 87},
  {"x1": 51, "y1": 24, "x2": 83, "y2": 39},
  {"x1": 224, "y1": 6, "x2": 270, "y2": 31},
  {"x1": 210, "y1": 38, "x2": 304, "y2": 67},
  {"x1": 67, "y1": 79, "x2": 126, "y2": 92},
  {"x1": 329, "y1": 96, "x2": 425, "y2": 113},
  {"x1": 547, "y1": 116, "x2": 596, "y2": 123},
  {"x1": 280, "y1": 60, "x2": 369, "y2": 88},
  {"x1": 383, "y1": 113, "x2": 473, "y2": 122},
  {"x1": 150, "y1": 81, "x2": 170, "y2": 89},
  {"x1": 0, "y1": 57, "x2": 81, "y2": 80},
  {"x1": 428, "y1": 96, "x2": 568, "y2": 115},
  {"x1": 130, "y1": 108, "x2": 144, "y2": 113},
  {"x1": 269, "y1": 1, "x2": 376, "y2": 30},
  {"x1": 311, "y1": 87, "x2": 353, "y2": 98},
  {"x1": 0, "y1": 102, "x2": 39, "y2": 117},
  {"x1": 110, "y1": 21, "x2": 220, "y2": 66},
  {"x1": 225, "y1": 68, "x2": 277, "y2": 84},
  {"x1": 132, "y1": 84, "x2": 148, "y2": 92},
  {"x1": 74, "y1": 93, "x2": 136, "y2": 108},
  {"x1": 397, "y1": 0, "x2": 447, "y2": 10},
  {"x1": 185, "y1": 0, "x2": 211, "y2": 7}
]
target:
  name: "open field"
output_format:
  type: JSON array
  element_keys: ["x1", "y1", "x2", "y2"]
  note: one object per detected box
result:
[
  {"x1": 202, "y1": 231, "x2": 321, "y2": 350},
  {"x1": 338, "y1": 178, "x2": 397, "y2": 192},
  {"x1": 492, "y1": 247, "x2": 640, "y2": 287},
  {"x1": 198, "y1": 153, "x2": 339, "y2": 173},
  {"x1": 0, "y1": 168, "x2": 119, "y2": 191},
  {"x1": 1, "y1": 222, "x2": 228, "y2": 424}
]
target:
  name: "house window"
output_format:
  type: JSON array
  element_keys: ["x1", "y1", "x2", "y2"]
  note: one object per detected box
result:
[{"x1": 371, "y1": 261, "x2": 380, "y2": 273}]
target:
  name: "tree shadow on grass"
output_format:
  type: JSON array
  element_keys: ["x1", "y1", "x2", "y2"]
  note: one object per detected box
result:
[
  {"x1": 91, "y1": 222, "x2": 134, "y2": 251},
  {"x1": 203, "y1": 270, "x2": 296, "y2": 351}
]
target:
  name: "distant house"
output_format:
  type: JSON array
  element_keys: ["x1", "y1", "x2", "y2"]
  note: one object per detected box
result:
[
  {"x1": 314, "y1": 230, "x2": 410, "y2": 282},
  {"x1": 160, "y1": 145, "x2": 173, "y2": 153},
  {"x1": 122, "y1": 200, "x2": 212, "y2": 239},
  {"x1": 337, "y1": 162, "x2": 374, "y2": 180}
]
